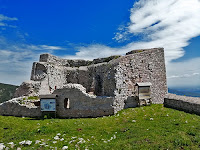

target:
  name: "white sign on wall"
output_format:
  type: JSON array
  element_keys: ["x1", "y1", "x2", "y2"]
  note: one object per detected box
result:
[{"x1": 40, "y1": 99, "x2": 56, "y2": 112}]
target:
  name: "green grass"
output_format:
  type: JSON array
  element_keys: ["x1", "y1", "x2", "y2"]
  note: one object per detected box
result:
[
  {"x1": 0, "y1": 104, "x2": 200, "y2": 150},
  {"x1": 27, "y1": 96, "x2": 39, "y2": 100}
]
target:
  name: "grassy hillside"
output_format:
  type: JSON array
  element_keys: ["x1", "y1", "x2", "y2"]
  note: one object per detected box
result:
[
  {"x1": 0, "y1": 104, "x2": 200, "y2": 150},
  {"x1": 0, "y1": 83, "x2": 18, "y2": 103}
]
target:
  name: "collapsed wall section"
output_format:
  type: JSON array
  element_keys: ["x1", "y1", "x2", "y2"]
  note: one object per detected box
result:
[
  {"x1": 53, "y1": 84, "x2": 114, "y2": 118},
  {"x1": 15, "y1": 53, "x2": 121, "y2": 97},
  {"x1": 63, "y1": 62, "x2": 118, "y2": 97},
  {"x1": 0, "y1": 97, "x2": 41, "y2": 117}
]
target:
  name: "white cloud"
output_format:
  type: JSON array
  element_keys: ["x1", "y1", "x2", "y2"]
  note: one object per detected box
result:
[
  {"x1": 0, "y1": 44, "x2": 65, "y2": 85},
  {"x1": 167, "y1": 57, "x2": 200, "y2": 87},
  {"x1": 39, "y1": 45, "x2": 63, "y2": 50},
  {"x1": 113, "y1": 0, "x2": 200, "y2": 62},
  {"x1": 1, "y1": 1, "x2": 200, "y2": 88},
  {"x1": 67, "y1": 0, "x2": 200, "y2": 62},
  {"x1": 0, "y1": 14, "x2": 18, "y2": 27},
  {"x1": 0, "y1": 13, "x2": 65, "y2": 85},
  {"x1": 0, "y1": 42, "x2": 65, "y2": 85},
  {"x1": 0, "y1": 14, "x2": 18, "y2": 21},
  {"x1": 64, "y1": 0, "x2": 200, "y2": 88},
  {"x1": 168, "y1": 73, "x2": 200, "y2": 79}
]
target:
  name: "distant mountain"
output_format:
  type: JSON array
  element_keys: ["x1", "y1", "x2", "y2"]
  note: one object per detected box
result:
[
  {"x1": 168, "y1": 88, "x2": 200, "y2": 97},
  {"x1": 0, "y1": 83, "x2": 19, "y2": 103}
]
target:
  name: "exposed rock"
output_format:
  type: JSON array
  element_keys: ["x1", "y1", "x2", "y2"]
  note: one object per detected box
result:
[{"x1": 14, "y1": 81, "x2": 40, "y2": 97}]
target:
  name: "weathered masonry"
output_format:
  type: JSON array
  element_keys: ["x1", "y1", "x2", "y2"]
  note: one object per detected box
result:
[
  {"x1": 0, "y1": 48, "x2": 168, "y2": 118},
  {"x1": 164, "y1": 94, "x2": 200, "y2": 115}
]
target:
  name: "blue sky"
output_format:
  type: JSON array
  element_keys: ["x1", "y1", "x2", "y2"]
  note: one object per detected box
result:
[{"x1": 0, "y1": 0, "x2": 200, "y2": 88}]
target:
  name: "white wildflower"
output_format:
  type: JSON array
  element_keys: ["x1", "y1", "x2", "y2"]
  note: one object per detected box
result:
[
  {"x1": 25, "y1": 140, "x2": 32, "y2": 145},
  {"x1": 60, "y1": 138, "x2": 64, "y2": 141},
  {"x1": 71, "y1": 137, "x2": 76, "y2": 139},
  {"x1": 185, "y1": 121, "x2": 188, "y2": 123},
  {"x1": 7, "y1": 142, "x2": 15, "y2": 148},
  {"x1": 57, "y1": 133, "x2": 61, "y2": 136},
  {"x1": 150, "y1": 118, "x2": 154, "y2": 120},
  {"x1": 19, "y1": 140, "x2": 26, "y2": 145},
  {"x1": 54, "y1": 136, "x2": 60, "y2": 140},
  {"x1": 132, "y1": 120, "x2": 136, "y2": 123},
  {"x1": 62, "y1": 146, "x2": 68, "y2": 150},
  {"x1": 16, "y1": 148, "x2": 21, "y2": 150},
  {"x1": 77, "y1": 138, "x2": 86, "y2": 144},
  {"x1": 0, "y1": 143, "x2": 6, "y2": 150},
  {"x1": 103, "y1": 141, "x2": 107, "y2": 143},
  {"x1": 113, "y1": 135, "x2": 116, "y2": 139},
  {"x1": 166, "y1": 114, "x2": 169, "y2": 117},
  {"x1": 53, "y1": 141, "x2": 57, "y2": 144},
  {"x1": 5, "y1": 147, "x2": 9, "y2": 150},
  {"x1": 37, "y1": 123, "x2": 40, "y2": 125},
  {"x1": 40, "y1": 142, "x2": 46, "y2": 146}
]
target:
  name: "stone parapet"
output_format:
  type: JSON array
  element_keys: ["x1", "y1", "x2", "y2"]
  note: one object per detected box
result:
[{"x1": 164, "y1": 93, "x2": 200, "y2": 115}]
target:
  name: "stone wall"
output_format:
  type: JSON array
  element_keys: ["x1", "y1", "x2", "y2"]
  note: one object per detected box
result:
[
  {"x1": 14, "y1": 81, "x2": 41, "y2": 97},
  {"x1": 1, "y1": 84, "x2": 114, "y2": 118},
  {"x1": 14, "y1": 47, "x2": 167, "y2": 116},
  {"x1": 39, "y1": 53, "x2": 92, "y2": 67},
  {"x1": 113, "y1": 48, "x2": 167, "y2": 113},
  {"x1": 53, "y1": 84, "x2": 114, "y2": 118},
  {"x1": 0, "y1": 97, "x2": 41, "y2": 117},
  {"x1": 62, "y1": 62, "x2": 118, "y2": 96},
  {"x1": 40, "y1": 53, "x2": 121, "y2": 67},
  {"x1": 164, "y1": 94, "x2": 200, "y2": 115}
]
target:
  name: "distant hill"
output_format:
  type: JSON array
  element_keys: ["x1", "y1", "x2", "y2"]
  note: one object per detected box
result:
[
  {"x1": 168, "y1": 88, "x2": 200, "y2": 97},
  {"x1": 0, "y1": 83, "x2": 18, "y2": 103}
]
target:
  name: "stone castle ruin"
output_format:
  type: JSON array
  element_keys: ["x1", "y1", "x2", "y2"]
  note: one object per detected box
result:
[{"x1": 0, "y1": 48, "x2": 168, "y2": 118}]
